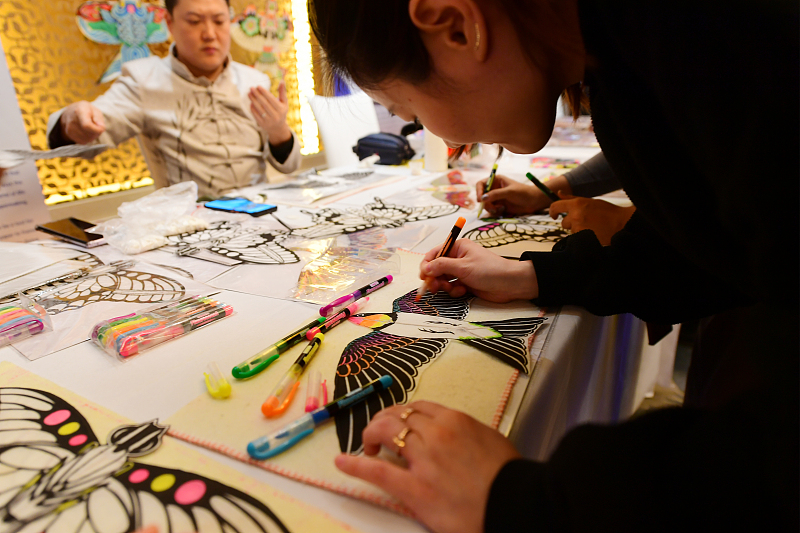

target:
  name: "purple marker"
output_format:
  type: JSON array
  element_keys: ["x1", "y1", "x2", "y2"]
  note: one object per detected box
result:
[{"x1": 319, "y1": 275, "x2": 393, "y2": 317}]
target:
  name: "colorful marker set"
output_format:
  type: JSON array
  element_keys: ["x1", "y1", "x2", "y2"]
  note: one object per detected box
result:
[
  {"x1": 0, "y1": 298, "x2": 50, "y2": 347},
  {"x1": 226, "y1": 276, "x2": 395, "y2": 458},
  {"x1": 91, "y1": 295, "x2": 233, "y2": 360},
  {"x1": 260, "y1": 299, "x2": 369, "y2": 418}
]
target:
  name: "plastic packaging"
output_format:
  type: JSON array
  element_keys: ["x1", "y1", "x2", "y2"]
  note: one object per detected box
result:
[
  {"x1": 91, "y1": 295, "x2": 233, "y2": 360},
  {"x1": 0, "y1": 295, "x2": 52, "y2": 347},
  {"x1": 304, "y1": 369, "x2": 330, "y2": 412},
  {"x1": 90, "y1": 182, "x2": 208, "y2": 254},
  {"x1": 204, "y1": 362, "x2": 232, "y2": 399},
  {"x1": 291, "y1": 247, "x2": 400, "y2": 304}
]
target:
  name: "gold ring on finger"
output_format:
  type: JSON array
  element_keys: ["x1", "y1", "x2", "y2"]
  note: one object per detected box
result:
[
  {"x1": 400, "y1": 407, "x2": 415, "y2": 421},
  {"x1": 392, "y1": 427, "x2": 411, "y2": 449}
]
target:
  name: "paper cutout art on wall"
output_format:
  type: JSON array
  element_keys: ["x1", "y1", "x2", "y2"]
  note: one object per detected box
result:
[
  {"x1": 231, "y1": 2, "x2": 293, "y2": 82},
  {"x1": 336, "y1": 289, "x2": 545, "y2": 454},
  {"x1": 464, "y1": 214, "x2": 568, "y2": 248},
  {"x1": 0, "y1": 252, "x2": 185, "y2": 315},
  {"x1": 165, "y1": 198, "x2": 459, "y2": 265},
  {"x1": 76, "y1": 0, "x2": 170, "y2": 84},
  {"x1": 0, "y1": 387, "x2": 290, "y2": 533}
]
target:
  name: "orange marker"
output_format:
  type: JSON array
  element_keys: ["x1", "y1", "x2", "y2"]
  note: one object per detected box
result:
[{"x1": 416, "y1": 216, "x2": 467, "y2": 301}]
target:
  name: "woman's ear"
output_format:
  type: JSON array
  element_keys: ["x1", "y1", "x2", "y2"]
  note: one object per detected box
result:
[{"x1": 408, "y1": 0, "x2": 487, "y2": 60}]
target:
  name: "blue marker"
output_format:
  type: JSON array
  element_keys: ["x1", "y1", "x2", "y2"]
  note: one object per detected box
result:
[{"x1": 247, "y1": 375, "x2": 393, "y2": 460}]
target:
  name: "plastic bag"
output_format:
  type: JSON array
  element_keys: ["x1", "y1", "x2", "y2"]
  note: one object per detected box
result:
[
  {"x1": 0, "y1": 294, "x2": 52, "y2": 347},
  {"x1": 91, "y1": 182, "x2": 208, "y2": 254},
  {"x1": 90, "y1": 295, "x2": 233, "y2": 360}
]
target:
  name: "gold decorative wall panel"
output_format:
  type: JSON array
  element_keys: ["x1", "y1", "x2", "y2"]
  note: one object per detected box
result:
[{"x1": 0, "y1": 0, "x2": 308, "y2": 205}]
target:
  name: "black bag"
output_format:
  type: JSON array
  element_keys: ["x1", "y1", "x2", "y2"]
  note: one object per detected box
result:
[{"x1": 352, "y1": 133, "x2": 416, "y2": 165}]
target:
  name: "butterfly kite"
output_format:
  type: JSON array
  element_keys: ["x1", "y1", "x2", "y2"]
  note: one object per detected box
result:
[
  {"x1": 335, "y1": 289, "x2": 546, "y2": 454},
  {"x1": 230, "y1": 1, "x2": 293, "y2": 81},
  {"x1": 0, "y1": 251, "x2": 185, "y2": 315},
  {"x1": 76, "y1": 0, "x2": 169, "y2": 84},
  {"x1": 166, "y1": 198, "x2": 460, "y2": 266},
  {"x1": 464, "y1": 214, "x2": 568, "y2": 249},
  {"x1": 0, "y1": 387, "x2": 290, "y2": 532}
]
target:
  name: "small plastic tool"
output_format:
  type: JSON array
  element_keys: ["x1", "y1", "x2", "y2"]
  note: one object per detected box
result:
[{"x1": 204, "y1": 362, "x2": 232, "y2": 399}]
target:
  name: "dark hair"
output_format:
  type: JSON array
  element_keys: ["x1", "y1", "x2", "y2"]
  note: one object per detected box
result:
[
  {"x1": 308, "y1": 0, "x2": 588, "y2": 118},
  {"x1": 308, "y1": 1, "x2": 430, "y2": 92},
  {"x1": 165, "y1": 0, "x2": 230, "y2": 15}
]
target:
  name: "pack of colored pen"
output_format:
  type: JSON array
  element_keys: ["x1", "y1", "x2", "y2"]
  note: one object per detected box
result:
[
  {"x1": 0, "y1": 295, "x2": 52, "y2": 347},
  {"x1": 90, "y1": 295, "x2": 234, "y2": 360}
]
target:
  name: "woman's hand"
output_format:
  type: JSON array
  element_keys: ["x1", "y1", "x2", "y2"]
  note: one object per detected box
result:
[
  {"x1": 419, "y1": 238, "x2": 538, "y2": 302},
  {"x1": 476, "y1": 175, "x2": 546, "y2": 216},
  {"x1": 550, "y1": 192, "x2": 636, "y2": 245},
  {"x1": 335, "y1": 401, "x2": 521, "y2": 533}
]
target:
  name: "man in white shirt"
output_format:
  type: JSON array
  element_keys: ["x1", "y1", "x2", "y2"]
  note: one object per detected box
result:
[{"x1": 47, "y1": 0, "x2": 301, "y2": 198}]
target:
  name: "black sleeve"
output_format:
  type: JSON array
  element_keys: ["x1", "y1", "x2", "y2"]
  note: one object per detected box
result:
[
  {"x1": 485, "y1": 304, "x2": 798, "y2": 532},
  {"x1": 48, "y1": 117, "x2": 75, "y2": 149},
  {"x1": 268, "y1": 135, "x2": 294, "y2": 164},
  {"x1": 521, "y1": 211, "x2": 748, "y2": 324}
]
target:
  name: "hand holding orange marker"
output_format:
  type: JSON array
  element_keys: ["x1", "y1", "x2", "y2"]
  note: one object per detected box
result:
[{"x1": 416, "y1": 216, "x2": 467, "y2": 301}]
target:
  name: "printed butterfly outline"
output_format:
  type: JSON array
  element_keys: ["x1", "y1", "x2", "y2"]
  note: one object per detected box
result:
[
  {"x1": 76, "y1": 0, "x2": 169, "y2": 84},
  {"x1": 0, "y1": 387, "x2": 290, "y2": 533},
  {"x1": 0, "y1": 252, "x2": 186, "y2": 315},
  {"x1": 333, "y1": 289, "x2": 546, "y2": 454},
  {"x1": 165, "y1": 199, "x2": 460, "y2": 265},
  {"x1": 291, "y1": 198, "x2": 461, "y2": 240},
  {"x1": 463, "y1": 214, "x2": 569, "y2": 249},
  {"x1": 164, "y1": 221, "x2": 298, "y2": 266}
]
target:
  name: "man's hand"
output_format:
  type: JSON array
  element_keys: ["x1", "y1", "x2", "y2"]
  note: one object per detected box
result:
[
  {"x1": 249, "y1": 83, "x2": 292, "y2": 145},
  {"x1": 60, "y1": 101, "x2": 106, "y2": 144},
  {"x1": 550, "y1": 192, "x2": 636, "y2": 245}
]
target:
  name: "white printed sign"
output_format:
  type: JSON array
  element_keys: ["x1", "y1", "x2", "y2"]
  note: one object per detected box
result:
[{"x1": 0, "y1": 39, "x2": 50, "y2": 242}]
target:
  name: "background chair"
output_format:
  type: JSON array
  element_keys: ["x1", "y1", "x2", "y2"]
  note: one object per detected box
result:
[{"x1": 308, "y1": 90, "x2": 380, "y2": 169}]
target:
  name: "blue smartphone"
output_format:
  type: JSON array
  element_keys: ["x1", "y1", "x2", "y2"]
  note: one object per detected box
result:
[{"x1": 204, "y1": 197, "x2": 277, "y2": 217}]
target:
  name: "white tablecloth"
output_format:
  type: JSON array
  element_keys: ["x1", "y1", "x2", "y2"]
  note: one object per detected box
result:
[{"x1": 0, "y1": 146, "x2": 676, "y2": 533}]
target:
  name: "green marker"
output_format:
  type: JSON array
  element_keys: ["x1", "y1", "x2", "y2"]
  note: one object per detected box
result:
[
  {"x1": 526, "y1": 172, "x2": 560, "y2": 202},
  {"x1": 231, "y1": 316, "x2": 327, "y2": 379}
]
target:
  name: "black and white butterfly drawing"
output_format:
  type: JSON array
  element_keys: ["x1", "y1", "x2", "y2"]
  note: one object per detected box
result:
[
  {"x1": 334, "y1": 289, "x2": 546, "y2": 454},
  {"x1": 164, "y1": 221, "x2": 298, "y2": 266},
  {"x1": 164, "y1": 198, "x2": 460, "y2": 266},
  {"x1": 0, "y1": 252, "x2": 186, "y2": 316},
  {"x1": 463, "y1": 214, "x2": 568, "y2": 248},
  {"x1": 0, "y1": 387, "x2": 291, "y2": 533}
]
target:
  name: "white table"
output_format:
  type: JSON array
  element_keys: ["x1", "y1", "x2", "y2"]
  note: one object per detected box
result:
[{"x1": 0, "y1": 146, "x2": 672, "y2": 533}]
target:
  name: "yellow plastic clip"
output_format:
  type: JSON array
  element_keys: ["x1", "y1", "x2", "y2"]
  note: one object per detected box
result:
[{"x1": 204, "y1": 362, "x2": 231, "y2": 399}]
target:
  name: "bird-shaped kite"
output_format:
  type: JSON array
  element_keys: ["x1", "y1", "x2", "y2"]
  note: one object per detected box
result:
[
  {"x1": 334, "y1": 289, "x2": 546, "y2": 454},
  {"x1": 76, "y1": 0, "x2": 169, "y2": 84}
]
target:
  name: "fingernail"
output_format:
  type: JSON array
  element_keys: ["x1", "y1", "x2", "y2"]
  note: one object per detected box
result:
[{"x1": 481, "y1": 194, "x2": 488, "y2": 200}]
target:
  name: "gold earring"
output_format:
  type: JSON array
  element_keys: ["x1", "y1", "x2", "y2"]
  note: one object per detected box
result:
[{"x1": 474, "y1": 23, "x2": 480, "y2": 51}]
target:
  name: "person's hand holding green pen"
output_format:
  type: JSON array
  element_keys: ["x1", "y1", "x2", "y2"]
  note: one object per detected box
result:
[{"x1": 476, "y1": 173, "x2": 572, "y2": 217}]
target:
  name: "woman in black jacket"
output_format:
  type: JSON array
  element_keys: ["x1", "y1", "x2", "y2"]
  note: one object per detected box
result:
[{"x1": 309, "y1": 1, "x2": 799, "y2": 531}]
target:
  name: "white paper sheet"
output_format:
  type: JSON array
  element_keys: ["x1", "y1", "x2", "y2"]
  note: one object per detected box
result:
[{"x1": 0, "y1": 242, "x2": 83, "y2": 284}]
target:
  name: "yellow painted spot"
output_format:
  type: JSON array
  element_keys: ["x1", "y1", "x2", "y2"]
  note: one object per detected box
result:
[
  {"x1": 55, "y1": 500, "x2": 78, "y2": 513},
  {"x1": 57, "y1": 422, "x2": 80, "y2": 435},
  {"x1": 151, "y1": 474, "x2": 176, "y2": 492}
]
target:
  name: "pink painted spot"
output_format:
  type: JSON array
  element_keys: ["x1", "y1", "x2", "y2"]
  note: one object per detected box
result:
[
  {"x1": 68, "y1": 434, "x2": 87, "y2": 447},
  {"x1": 43, "y1": 410, "x2": 70, "y2": 426},
  {"x1": 128, "y1": 469, "x2": 150, "y2": 484},
  {"x1": 174, "y1": 480, "x2": 206, "y2": 505}
]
